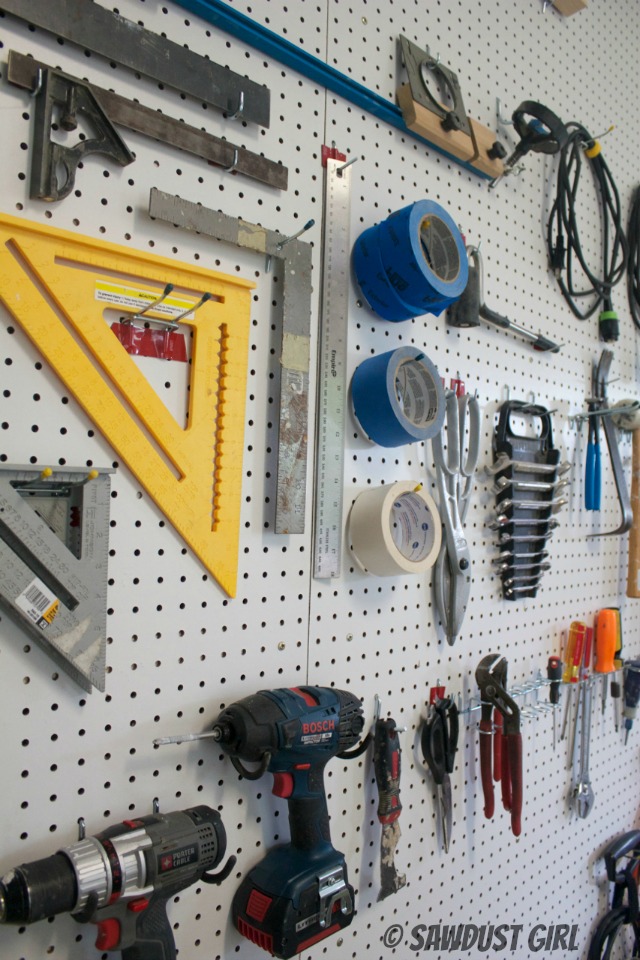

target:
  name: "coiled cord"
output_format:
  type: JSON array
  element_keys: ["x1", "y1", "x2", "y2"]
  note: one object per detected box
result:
[
  {"x1": 627, "y1": 185, "x2": 640, "y2": 331},
  {"x1": 546, "y1": 122, "x2": 627, "y2": 333}
]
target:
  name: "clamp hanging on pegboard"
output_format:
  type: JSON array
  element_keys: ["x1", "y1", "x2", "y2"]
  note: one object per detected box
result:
[{"x1": 396, "y1": 35, "x2": 506, "y2": 179}]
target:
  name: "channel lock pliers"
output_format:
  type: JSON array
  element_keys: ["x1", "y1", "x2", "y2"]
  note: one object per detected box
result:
[
  {"x1": 475, "y1": 654, "x2": 523, "y2": 837},
  {"x1": 432, "y1": 389, "x2": 481, "y2": 645}
]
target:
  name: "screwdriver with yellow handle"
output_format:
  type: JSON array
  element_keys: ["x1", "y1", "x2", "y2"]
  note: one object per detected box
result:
[
  {"x1": 595, "y1": 608, "x2": 619, "y2": 721},
  {"x1": 560, "y1": 621, "x2": 586, "y2": 743}
]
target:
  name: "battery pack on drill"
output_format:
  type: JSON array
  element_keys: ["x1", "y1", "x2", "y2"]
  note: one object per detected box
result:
[{"x1": 234, "y1": 845, "x2": 354, "y2": 957}]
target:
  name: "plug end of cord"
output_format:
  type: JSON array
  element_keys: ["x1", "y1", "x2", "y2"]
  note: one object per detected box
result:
[
  {"x1": 599, "y1": 303, "x2": 619, "y2": 342},
  {"x1": 550, "y1": 236, "x2": 565, "y2": 278}
]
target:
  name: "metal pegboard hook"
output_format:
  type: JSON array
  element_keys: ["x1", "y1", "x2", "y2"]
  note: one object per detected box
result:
[
  {"x1": 496, "y1": 97, "x2": 514, "y2": 127},
  {"x1": 222, "y1": 147, "x2": 239, "y2": 173},
  {"x1": 225, "y1": 89, "x2": 245, "y2": 121}
]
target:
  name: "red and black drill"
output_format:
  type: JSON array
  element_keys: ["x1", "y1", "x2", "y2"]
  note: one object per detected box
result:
[
  {"x1": 211, "y1": 685, "x2": 365, "y2": 959},
  {"x1": 0, "y1": 804, "x2": 232, "y2": 958}
]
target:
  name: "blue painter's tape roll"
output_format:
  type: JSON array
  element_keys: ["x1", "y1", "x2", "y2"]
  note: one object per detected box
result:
[
  {"x1": 352, "y1": 226, "x2": 417, "y2": 322},
  {"x1": 377, "y1": 201, "x2": 467, "y2": 312},
  {"x1": 352, "y1": 200, "x2": 467, "y2": 321},
  {"x1": 351, "y1": 346, "x2": 446, "y2": 447}
]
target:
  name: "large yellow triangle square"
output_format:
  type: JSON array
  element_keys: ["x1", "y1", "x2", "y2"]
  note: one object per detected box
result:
[{"x1": 0, "y1": 214, "x2": 254, "y2": 597}]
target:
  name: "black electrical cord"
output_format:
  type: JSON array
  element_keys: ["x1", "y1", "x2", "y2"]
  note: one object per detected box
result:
[
  {"x1": 546, "y1": 122, "x2": 628, "y2": 337},
  {"x1": 627, "y1": 185, "x2": 640, "y2": 331}
]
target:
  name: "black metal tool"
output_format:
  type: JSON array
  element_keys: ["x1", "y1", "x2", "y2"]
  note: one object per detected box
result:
[
  {"x1": 491, "y1": 100, "x2": 568, "y2": 187},
  {"x1": 420, "y1": 696, "x2": 459, "y2": 853},
  {"x1": 398, "y1": 35, "x2": 472, "y2": 137},
  {"x1": 0, "y1": 0, "x2": 271, "y2": 127},
  {"x1": 448, "y1": 246, "x2": 563, "y2": 352},
  {"x1": 547, "y1": 655, "x2": 563, "y2": 749},
  {"x1": 30, "y1": 68, "x2": 134, "y2": 202},
  {"x1": 373, "y1": 697, "x2": 407, "y2": 900}
]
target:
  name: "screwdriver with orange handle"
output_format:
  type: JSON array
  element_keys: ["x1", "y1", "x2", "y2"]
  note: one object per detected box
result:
[
  {"x1": 611, "y1": 608, "x2": 623, "y2": 732},
  {"x1": 595, "y1": 608, "x2": 618, "y2": 720}
]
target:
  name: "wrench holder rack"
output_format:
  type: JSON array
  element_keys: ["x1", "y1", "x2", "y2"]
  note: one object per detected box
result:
[{"x1": 490, "y1": 400, "x2": 564, "y2": 600}]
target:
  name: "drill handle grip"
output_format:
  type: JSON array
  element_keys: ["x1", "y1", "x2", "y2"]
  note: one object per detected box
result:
[
  {"x1": 117, "y1": 896, "x2": 176, "y2": 960},
  {"x1": 289, "y1": 794, "x2": 332, "y2": 850}
]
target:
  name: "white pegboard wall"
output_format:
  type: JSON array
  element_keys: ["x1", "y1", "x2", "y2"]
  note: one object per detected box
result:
[{"x1": 0, "y1": 2, "x2": 640, "y2": 960}]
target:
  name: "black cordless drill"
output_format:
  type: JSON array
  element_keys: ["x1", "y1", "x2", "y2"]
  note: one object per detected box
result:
[
  {"x1": 212, "y1": 685, "x2": 364, "y2": 959},
  {"x1": 0, "y1": 805, "x2": 231, "y2": 959}
]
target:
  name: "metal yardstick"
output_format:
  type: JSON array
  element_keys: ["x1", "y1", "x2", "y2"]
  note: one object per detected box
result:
[{"x1": 373, "y1": 697, "x2": 407, "y2": 900}]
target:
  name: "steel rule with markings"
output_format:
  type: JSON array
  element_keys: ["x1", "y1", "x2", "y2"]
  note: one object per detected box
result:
[{"x1": 313, "y1": 156, "x2": 353, "y2": 578}]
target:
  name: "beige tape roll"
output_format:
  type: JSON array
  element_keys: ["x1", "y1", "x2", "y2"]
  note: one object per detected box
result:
[{"x1": 348, "y1": 481, "x2": 442, "y2": 576}]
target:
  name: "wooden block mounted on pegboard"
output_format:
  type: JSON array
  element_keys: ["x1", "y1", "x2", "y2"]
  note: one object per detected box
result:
[
  {"x1": 396, "y1": 83, "x2": 476, "y2": 163},
  {"x1": 553, "y1": 0, "x2": 587, "y2": 15},
  {"x1": 0, "y1": 214, "x2": 255, "y2": 598}
]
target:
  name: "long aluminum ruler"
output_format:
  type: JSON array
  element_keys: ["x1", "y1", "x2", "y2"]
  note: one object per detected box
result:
[
  {"x1": 0, "y1": 213, "x2": 254, "y2": 598},
  {"x1": 312, "y1": 158, "x2": 352, "y2": 578},
  {"x1": 0, "y1": 465, "x2": 112, "y2": 692},
  {"x1": 0, "y1": 0, "x2": 270, "y2": 127},
  {"x1": 7, "y1": 51, "x2": 287, "y2": 191},
  {"x1": 149, "y1": 188, "x2": 313, "y2": 535}
]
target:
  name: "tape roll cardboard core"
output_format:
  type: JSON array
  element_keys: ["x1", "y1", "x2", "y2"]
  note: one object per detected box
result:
[
  {"x1": 419, "y1": 214, "x2": 461, "y2": 283},
  {"x1": 394, "y1": 357, "x2": 443, "y2": 431},
  {"x1": 389, "y1": 491, "x2": 440, "y2": 564}
]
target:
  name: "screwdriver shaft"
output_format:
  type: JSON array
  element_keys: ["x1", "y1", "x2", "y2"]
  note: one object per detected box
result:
[{"x1": 154, "y1": 731, "x2": 218, "y2": 746}]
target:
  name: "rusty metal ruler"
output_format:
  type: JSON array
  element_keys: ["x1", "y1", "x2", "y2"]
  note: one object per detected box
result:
[
  {"x1": 0, "y1": 0, "x2": 270, "y2": 127},
  {"x1": 0, "y1": 465, "x2": 112, "y2": 692},
  {"x1": 312, "y1": 158, "x2": 353, "y2": 578},
  {"x1": 148, "y1": 188, "x2": 313, "y2": 535}
]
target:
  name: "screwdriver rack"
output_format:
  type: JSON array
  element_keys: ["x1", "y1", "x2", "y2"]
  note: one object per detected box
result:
[{"x1": 1, "y1": 2, "x2": 640, "y2": 960}]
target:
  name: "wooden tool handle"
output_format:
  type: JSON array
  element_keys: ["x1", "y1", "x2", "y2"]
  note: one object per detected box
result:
[{"x1": 627, "y1": 430, "x2": 640, "y2": 598}]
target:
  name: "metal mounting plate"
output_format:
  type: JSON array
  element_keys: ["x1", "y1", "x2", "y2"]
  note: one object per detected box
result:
[{"x1": 399, "y1": 35, "x2": 471, "y2": 138}]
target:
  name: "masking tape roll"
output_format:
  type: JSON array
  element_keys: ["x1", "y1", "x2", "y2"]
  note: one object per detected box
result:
[
  {"x1": 353, "y1": 200, "x2": 467, "y2": 321},
  {"x1": 351, "y1": 346, "x2": 446, "y2": 446},
  {"x1": 349, "y1": 481, "x2": 442, "y2": 576}
]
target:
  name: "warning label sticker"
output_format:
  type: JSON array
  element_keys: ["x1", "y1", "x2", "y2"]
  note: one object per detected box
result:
[
  {"x1": 15, "y1": 577, "x2": 60, "y2": 630},
  {"x1": 95, "y1": 281, "x2": 197, "y2": 320}
]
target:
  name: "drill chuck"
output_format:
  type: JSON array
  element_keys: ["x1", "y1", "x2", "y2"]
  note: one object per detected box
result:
[{"x1": 0, "y1": 853, "x2": 78, "y2": 924}]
